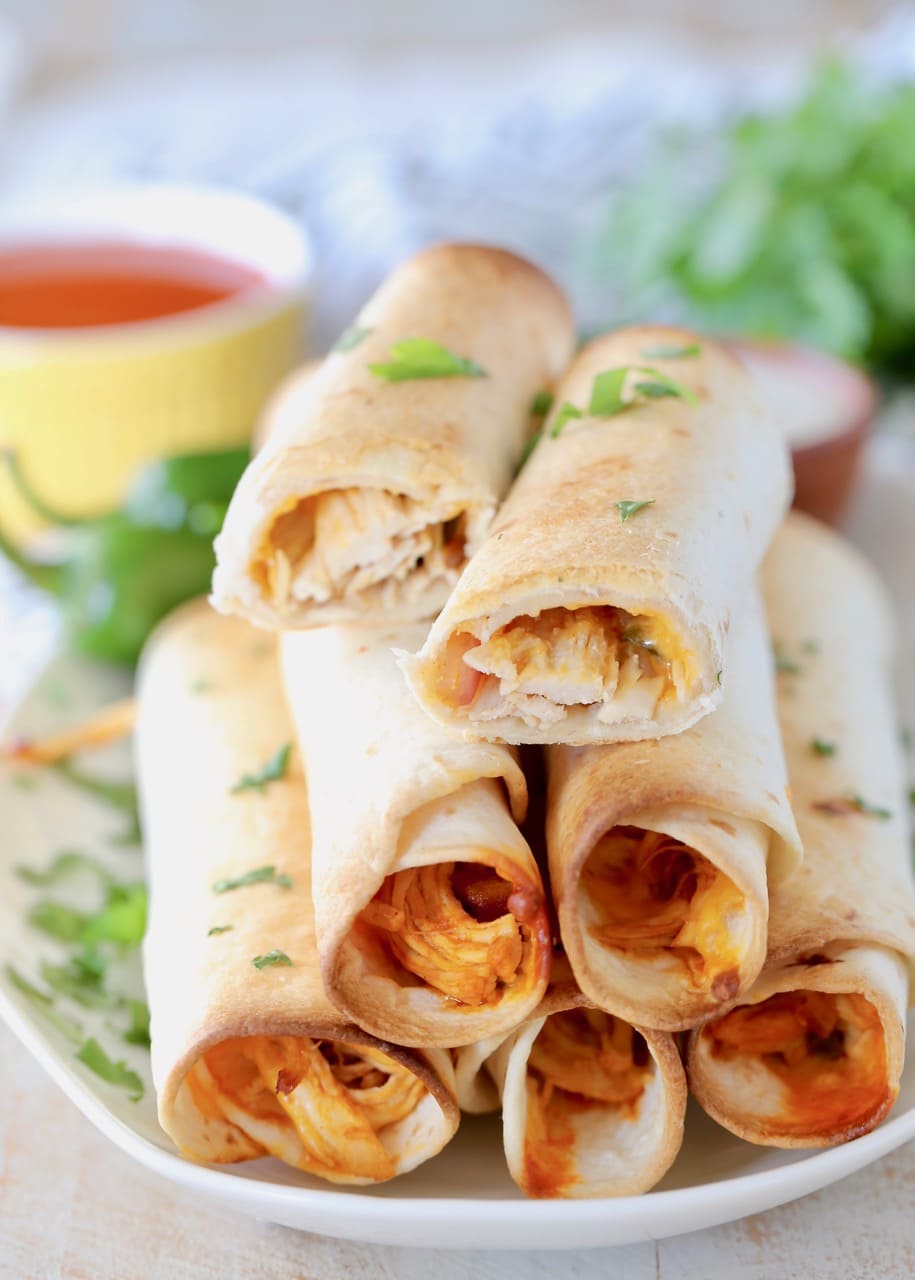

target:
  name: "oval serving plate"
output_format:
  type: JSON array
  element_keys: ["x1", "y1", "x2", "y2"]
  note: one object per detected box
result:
[{"x1": 1, "y1": 437, "x2": 914, "y2": 1252}]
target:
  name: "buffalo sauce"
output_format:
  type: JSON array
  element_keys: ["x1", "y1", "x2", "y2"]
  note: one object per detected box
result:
[{"x1": 0, "y1": 242, "x2": 265, "y2": 329}]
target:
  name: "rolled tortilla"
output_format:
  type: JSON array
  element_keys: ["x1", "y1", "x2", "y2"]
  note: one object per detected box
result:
[
  {"x1": 138, "y1": 601, "x2": 459, "y2": 1183},
  {"x1": 212, "y1": 243, "x2": 574, "y2": 629},
  {"x1": 280, "y1": 624, "x2": 552, "y2": 1049},
  {"x1": 688, "y1": 513, "x2": 915, "y2": 1147},
  {"x1": 402, "y1": 326, "x2": 792, "y2": 745},
  {"x1": 547, "y1": 589, "x2": 801, "y2": 1031},
  {"x1": 455, "y1": 965, "x2": 685, "y2": 1198}
]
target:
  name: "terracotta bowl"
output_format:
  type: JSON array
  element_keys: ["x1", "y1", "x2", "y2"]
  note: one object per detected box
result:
[{"x1": 730, "y1": 340, "x2": 878, "y2": 527}]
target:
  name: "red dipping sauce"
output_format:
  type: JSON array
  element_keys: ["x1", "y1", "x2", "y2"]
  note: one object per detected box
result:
[{"x1": 0, "y1": 242, "x2": 267, "y2": 329}]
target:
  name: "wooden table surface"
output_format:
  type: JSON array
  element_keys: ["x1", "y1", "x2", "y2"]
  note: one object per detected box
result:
[{"x1": 1, "y1": 575, "x2": 914, "y2": 1280}]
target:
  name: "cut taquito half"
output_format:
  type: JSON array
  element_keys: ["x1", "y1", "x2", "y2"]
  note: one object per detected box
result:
[
  {"x1": 280, "y1": 624, "x2": 552, "y2": 1049},
  {"x1": 138, "y1": 601, "x2": 458, "y2": 1183},
  {"x1": 548, "y1": 589, "x2": 801, "y2": 1031},
  {"x1": 688, "y1": 513, "x2": 915, "y2": 1147},
  {"x1": 457, "y1": 967, "x2": 685, "y2": 1198},
  {"x1": 402, "y1": 326, "x2": 792, "y2": 744},
  {"x1": 212, "y1": 243, "x2": 574, "y2": 629}
]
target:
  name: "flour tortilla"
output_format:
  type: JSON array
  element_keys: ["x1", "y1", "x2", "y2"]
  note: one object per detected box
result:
[
  {"x1": 212, "y1": 243, "x2": 574, "y2": 629},
  {"x1": 138, "y1": 601, "x2": 458, "y2": 1182}
]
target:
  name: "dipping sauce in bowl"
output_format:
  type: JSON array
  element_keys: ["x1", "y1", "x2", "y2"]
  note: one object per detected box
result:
[
  {"x1": 0, "y1": 242, "x2": 266, "y2": 329},
  {"x1": 732, "y1": 340, "x2": 878, "y2": 527},
  {"x1": 0, "y1": 184, "x2": 311, "y2": 537}
]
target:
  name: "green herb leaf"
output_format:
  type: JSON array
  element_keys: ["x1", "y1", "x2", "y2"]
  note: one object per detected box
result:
[
  {"x1": 631, "y1": 366, "x2": 700, "y2": 407},
  {"x1": 773, "y1": 645, "x2": 802, "y2": 675},
  {"x1": 5, "y1": 965, "x2": 84, "y2": 1044},
  {"x1": 229, "y1": 743, "x2": 292, "y2": 795},
  {"x1": 55, "y1": 761, "x2": 141, "y2": 846},
  {"x1": 252, "y1": 950, "x2": 293, "y2": 970},
  {"x1": 716, "y1": 669, "x2": 723, "y2": 686},
  {"x1": 122, "y1": 999, "x2": 151, "y2": 1048},
  {"x1": 39, "y1": 958, "x2": 119, "y2": 1011},
  {"x1": 587, "y1": 368, "x2": 630, "y2": 416},
  {"x1": 530, "y1": 390, "x2": 554, "y2": 416},
  {"x1": 81, "y1": 884, "x2": 148, "y2": 949},
  {"x1": 811, "y1": 738, "x2": 838, "y2": 758},
  {"x1": 814, "y1": 795, "x2": 892, "y2": 820},
  {"x1": 213, "y1": 865, "x2": 293, "y2": 894},
  {"x1": 640, "y1": 343, "x2": 701, "y2": 360},
  {"x1": 16, "y1": 850, "x2": 111, "y2": 889},
  {"x1": 369, "y1": 338, "x2": 486, "y2": 382},
  {"x1": 76, "y1": 1037, "x2": 144, "y2": 1101},
  {"x1": 550, "y1": 402, "x2": 584, "y2": 438},
  {"x1": 29, "y1": 901, "x2": 89, "y2": 944},
  {"x1": 613, "y1": 499, "x2": 655, "y2": 523},
  {"x1": 909, "y1": 787, "x2": 915, "y2": 806},
  {"x1": 207, "y1": 924, "x2": 234, "y2": 936},
  {"x1": 852, "y1": 795, "x2": 892, "y2": 820},
  {"x1": 331, "y1": 324, "x2": 372, "y2": 354}
]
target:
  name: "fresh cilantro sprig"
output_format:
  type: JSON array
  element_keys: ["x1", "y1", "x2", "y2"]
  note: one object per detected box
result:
[
  {"x1": 212, "y1": 865, "x2": 292, "y2": 894},
  {"x1": 613, "y1": 499, "x2": 655, "y2": 524},
  {"x1": 252, "y1": 950, "x2": 293, "y2": 970},
  {"x1": 230, "y1": 743, "x2": 292, "y2": 795}
]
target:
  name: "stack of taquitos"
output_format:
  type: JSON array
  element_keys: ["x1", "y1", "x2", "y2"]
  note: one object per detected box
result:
[{"x1": 687, "y1": 514, "x2": 915, "y2": 1146}]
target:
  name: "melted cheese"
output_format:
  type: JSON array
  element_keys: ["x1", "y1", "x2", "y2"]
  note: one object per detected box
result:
[
  {"x1": 448, "y1": 605, "x2": 694, "y2": 730},
  {"x1": 583, "y1": 826, "x2": 745, "y2": 985},
  {"x1": 186, "y1": 1034, "x2": 424, "y2": 1182},
  {"x1": 707, "y1": 991, "x2": 890, "y2": 1137}
]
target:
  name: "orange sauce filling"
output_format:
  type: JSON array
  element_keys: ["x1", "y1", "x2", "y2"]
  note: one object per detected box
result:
[
  {"x1": 359, "y1": 861, "x2": 546, "y2": 1006},
  {"x1": 582, "y1": 826, "x2": 744, "y2": 991},
  {"x1": 186, "y1": 1034, "x2": 424, "y2": 1180},
  {"x1": 707, "y1": 991, "x2": 890, "y2": 1137},
  {"x1": 522, "y1": 1008, "x2": 652, "y2": 1197}
]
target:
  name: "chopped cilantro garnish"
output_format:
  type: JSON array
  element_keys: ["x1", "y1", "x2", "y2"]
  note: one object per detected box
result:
[
  {"x1": 213, "y1": 865, "x2": 292, "y2": 894},
  {"x1": 530, "y1": 390, "x2": 554, "y2": 416},
  {"x1": 369, "y1": 337, "x2": 486, "y2": 382},
  {"x1": 17, "y1": 849, "x2": 111, "y2": 889},
  {"x1": 252, "y1": 950, "x2": 293, "y2": 970},
  {"x1": 229, "y1": 743, "x2": 292, "y2": 795},
  {"x1": 331, "y1": 324, "x2": 372, "y2": 354},
  {"x1": 5, "y1": 964, "x2": 83, "y2": 1044},
  {"x1": 773, "y1": 645, "x2": 802, "y2": 675},
  {"x1": 550, "y1": 402, "x2": 584, "y2": 437},
  {"x1": 811, "y1": 738, "x2": 837, "y2": 758},
  {"x1": 29, "y1": 901, "x2": 89, "y2": 944},
  {"x1": 76, "y1": 1037, "x2": 144, "y2": 1101},
  {"x1": 208, "y1": 924, "x2": 234, "y2": 936},
  {"x1": 121, "y1": 999, "x2": 151, "y2": 1048},
  {"x1": 613, "y1": 499, "x2": 655, "y2": 523}
]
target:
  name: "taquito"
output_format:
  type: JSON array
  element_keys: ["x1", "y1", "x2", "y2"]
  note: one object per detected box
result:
[
  {"x1": 688, "y1": 513, "x2": 915, "y2": 1147},
  {"x1": 455, "y1": 966, "x2": 685, "y2": 1198},
  {"x1": 212, "y1": 243, "x2": 574, "y2": 629},
  {"x1": 138, "y1": 602, "x2": 459, "y2": 1183},
  {"x1": 547, "y1": 590, "x2": 801, "y2": 1030},
  {"x1": 402, "y1": 326, "x2": 792, "y2": 744},
  {"x1": 280, "y1": 624, "x2": 552, "y2": 1049}
]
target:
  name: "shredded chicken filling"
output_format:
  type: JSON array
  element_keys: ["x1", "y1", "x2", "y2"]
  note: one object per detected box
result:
[
  {"x1": 523, "y1": 1009, "x2": 652, "y2": 1197},
  {"x1": 441, "y1": 606, "x2": 686, "y2": 728},
  {"x1": 583, "y1": 826, "x2": 745, "y2": 989},
  {"x1": 187, "y1": 1034, "x2": 425, "y2": 1180},
  {"x1": 359, "y1": 861, "x2": 537, "y2": 1005},
  {"x1": 706, "y1": 991, "x2": 889, "y2": 1135},
  {"x1": 256, "y1": 489, "x2": 466, "y2": 607}
]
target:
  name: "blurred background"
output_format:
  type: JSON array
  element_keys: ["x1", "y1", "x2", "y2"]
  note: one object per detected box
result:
[{"x1": 2, "y1": 0, "x2": 915, "y2": 690}]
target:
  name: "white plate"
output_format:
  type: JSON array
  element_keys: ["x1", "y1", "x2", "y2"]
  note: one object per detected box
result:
[{"x1": 1, "y1": 439, "x2": 914, "y2": 1252}]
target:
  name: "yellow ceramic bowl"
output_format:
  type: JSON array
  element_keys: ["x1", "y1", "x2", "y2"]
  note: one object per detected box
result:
[{"x1": 0, "y1": 183, "x2": 312, "y2": 537}]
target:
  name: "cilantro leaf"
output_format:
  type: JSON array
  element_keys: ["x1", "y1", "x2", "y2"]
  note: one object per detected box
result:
[
  {"x1": 613, "y1": 499, "x2": 656, "y2": 523},
  {"x1": 550, "y1": 402, "x2": 584, "y2": 438},
  {"x1": 207, "y1": 924, "x2": 234, "y2": 936},
  {"x1": 587, "y1": 368, "x2": 630, "y2": 416},
  {"x1": 5, "y1": 965, "x2": 84, "y2": 1045},
  {"x1": 17, "y1": 849, "x2": 111, "y2": 889},
  {"x1": 39, "y1": 957, "x2": 119, "y2": 1010},
  {"x1": 810, "y1": 738, "x2": 838, "y2": 758},
  {"x1": 530, "y1": 390, "x2": 554, "y2": 416},
  {"x1": 213, "y1": 865, "x2": 292, "y2": 894},
  {"x1": 331, "y1": 324, "x2": 372, "y2": 354},
  {"x1": 230, "y1": 743, "x2": 292, "y2": 795},
  {"x1": 121, "y1": 999, "x2": 151, "y2": 1048},
  {"x1": 369, "y1": 338, "x2": 486, "y2": 382},
  {"x1": 252, "y1": 950, "x2": 293, "y2": 970},
  {"x1": 773, "y1": 645, "x2": 802, "y2": 675},
  {"x1": 80, "y1": 884, "x2": 147, "y2": 949},
  {"x1": 29, "y1": 901, "x2": 89, "y2": 944},
  {"x1": 76, "y1": 1037, "x2": 144, "y2": 1101}
]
